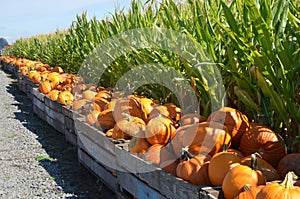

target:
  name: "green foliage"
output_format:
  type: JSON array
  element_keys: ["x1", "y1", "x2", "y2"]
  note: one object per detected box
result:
[{"x1": 3, "y1": 0, "x2": 300, "y2": 151}]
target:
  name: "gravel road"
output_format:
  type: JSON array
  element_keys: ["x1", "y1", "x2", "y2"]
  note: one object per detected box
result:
[{"x1": 0, "y1": 67, "x2": 116, "y2": 198}]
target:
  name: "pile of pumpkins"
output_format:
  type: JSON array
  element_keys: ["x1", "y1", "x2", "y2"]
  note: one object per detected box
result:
[
  {"x1": 71, "y1": 85, "x2": 300, "y2": 199},
  {"x1": 2, "y1": 56, "x2": 300, "y2": 198},
  {"x1": 1, "y1": 56, "x2": 78, "y2": 105}
]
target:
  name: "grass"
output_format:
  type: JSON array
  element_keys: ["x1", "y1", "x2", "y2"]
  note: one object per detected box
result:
[{"x1": 35, "y1": 155, "x2": 56, "y2": 162}]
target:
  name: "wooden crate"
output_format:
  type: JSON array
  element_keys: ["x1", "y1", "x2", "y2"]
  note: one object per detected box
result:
[
  {"x1": 75, "y1": 117, "x2": 129, "y2": 173},
  {"x1": 32, "y1": 88, "x2": 46, "y2": 121},
  {"x1": 44, "y1": 95, "x2": 63, "y2": 113},
  {"x1": 116, "y1": 147, "x2": 223, "y2": 199},
  {"x1": 62, "y1": 106, "x2": 84, "y2": 146}
]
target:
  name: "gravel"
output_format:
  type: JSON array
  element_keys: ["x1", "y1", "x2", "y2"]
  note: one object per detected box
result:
[{"x1": 0, "y1": 67, "x2": 116, "y2": 198}]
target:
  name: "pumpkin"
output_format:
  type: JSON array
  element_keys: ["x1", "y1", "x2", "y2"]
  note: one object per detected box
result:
[
  {"x1": 105, "y1": 128, "x2": 114, "y2": 137},
  {"x1": 93, "y1": 97, "x2": 109, "y2": 112},
  {"x1": 47, "y1": 72, "x2": 63, "y2": 88},
  {"x1": 112, "y1": 114, "x2": 146, "y2": 140},
  {"x1": 145, "y1": 115, "x2": 176, "y2": 145},
  {"x1": 51, "y1": 66, "x2": 64, "y2": 73},
  {"x1": 241, "y1": 154, "x2": 280, "y2": 182},
  {"x1": 176, "y1": 148, "x2": 211, "y2": 185},
  {"x1": 239, "y1": 123, "x2": 287, "y2": 168},
  {"x1": 113, "y1": 95, "x2": 143, "y2": 123},
  {"x1": 39, "y1": 80, "x2": 52, "y2": 94},
  {"x1": 143, "y1": 144, "x2": 179, "y2": 176},
  {"x1": 171, "y1": 122, "x2": 231, "y2": 158},
  {"x1": 82, "y1": 90, "x2": 97, "y2": 101},
  {"x1": 179, "y1": 113, "x2": 206, "y2": 126},
  {"x1": 20, "y1": 67, "x2": 29, "y2": 75},
  {"x1": 72, "y1": 84, "x2": 87, "y2": 95},
  {"x1": 208, "y1": 144, "x2": 241, "y2": 186},
  {"x1": 234, "y1": 184, "x2": 265, "y2": 199},
  {"x1": 222, "y1": 154, "x2": 266, "y2": 199},
  {"x1": 207, "y1": 107, "x2": 249, "y2": 149},
  {"x1": 96, "y1": 109, "x2": 116, "y2": 132},
  {"x1": 257, "y1": 172, "x2": 300, "y2": 199},
  {"x1": 277, "y1": 153, "x2": 300, "y2": 180},
  {"x1": 148, "y1": 103, "x2": 181, "y2": 126},
  {"x1": 129, "y1": 132, "x2": 151, "y2": 157},
  {"x1": 48, "y1": 89, "x2": 60, "y2": 101},
  {"x1": 72, "y1": 99, "x2": 90, "y2": 114},
  {"x1": 139, "y1": 97, "x2": 156, "y2": 122},
  {"x1": 58, "y1": 91, "x2": 74, "y2": 105},
  {"x1": 86, "y1": 110, "x2": 101, "y2": 126},
  {"x1": 94, "y1": 90, "x2": 111, "y2": 101},
  {"x1": 227, "y1": 149, "x2": 245, "y2": 159}
]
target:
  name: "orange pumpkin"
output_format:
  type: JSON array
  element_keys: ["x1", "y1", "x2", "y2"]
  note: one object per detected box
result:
[
  {"x1": 86, "y1": 110, "x2": 101, "y2": 126},
  {"x1": 113, "y1": 95, "x2": 144, "y2": 123},
  {"x1": 96, "y1": 109, "x2": 116, "y2": 132},
  {"x1": 171, "y1": 122, "x2": 231, "y2": 158},
  {"x1": 39, "y1": 80, "x2": 52, "y2": 94},
  {"x1": 207, "y1": 107, "x2": 249, "y2": 149},
  {"x1": 239, "y1": 123, "x2": 287, "y2": 168},
  {"x1": 72, "y1": 84, "x2": 87, "y2": 95},
  {"x1": 222, "y1": 154, "x2": 266, "y2": 199},
  {"x1": 82, "y1": 90, "x2": 97, "y2": 101},
  {"x1": 145, "y1": 115, "x2": 176, "y2": 145},
  {"x1": 257, "y1": 172, "x2": 300, "y2": 199},
  {"x1": 208, "y1": 145, "x2": 241, "y2": 186},
  {"x1": 241, "y1": 154, "x2": 280, "y2": 182},
  {"x1": 128, "y1": 132, "x2": 151, "y2": 157},
  {"x1": 176, "y1": 148, "x2": 211, "y2": 185},
  {"x1": 143, "y1": 144, "x2": 178, "y2": 175},
  {"x1": 47, "y1": 72, "x2": 63, "y2": 88},
  {"x1": 58, "y1": 91, "x2": 74, "y2": 105},
  {"x1": 277, "y1": 153, "x2": 300, "y2": 180},
  {"x1": 234, "y1": 184, "x2": 265, "y2": 199},
  {"x1": 139, "y1": 97, "x2": 156, "y2": 122},
  {"x1": 179, "y1": 113, "x2": 206, "y2": 126},
  {"x1": 112, "y1": 115, "x2": 146, "y2": 140},
  {"x1": 72, "y1": 99, "x2": 90, "y2": 114},
  {"x1": 148, "y1": 103, "x2": 181, "y2": 126},
  {"x1": 51, "y1": 66, "x2": 64, "y2": 73},
  {"x1": 48, "y1": 89, "x2": 60, "y2": 101}
]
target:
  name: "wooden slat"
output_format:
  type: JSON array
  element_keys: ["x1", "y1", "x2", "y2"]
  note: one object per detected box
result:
[
  {"x1": 77, "y1": 148, "x2": 119, "y2": 192},
  {"x1": 118, "y1": 171, "x2": 165, "y2": 199},
  {"x1": 44, "y1": 96, "x2": 63, "y2": 113},
  {"x1": 33, "y1": 105, "x2": 47, "y2": 121},
  {"x1": 32, "y1": 88, "x2": 45, "y2": 102},
  {"x1": 32, "y1": 96, "x2": 46, "y2": 112},
  {"x1": 45, "y1": 115, "x2": 65, "y2": 135},
  {"x1": 45, "y1": 106, "x2": 65, "y2": 124},
  {"x1": 65, "y1": 129, "x2": 77, "y2": 146}
]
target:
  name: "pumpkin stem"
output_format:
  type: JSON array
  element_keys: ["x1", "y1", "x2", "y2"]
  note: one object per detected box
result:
[
  {"x1": 250, "y1": 154, "x2": 258, "y2": 170},
  {"x1": 179, "y1": 147, "x2": 195, "y2": 161},
  {"x1": 121, "y1": 112, "x2": 135, "y2": 122},
  {"x1": 280, "y1": 172, "x2": 298, "y2": 189},
  {"x1": 222, "y1": 143, "x2": 228, "y2": 152},
  {"x1": 242, "y1": 184, "x2": 252, "y2": 192}
]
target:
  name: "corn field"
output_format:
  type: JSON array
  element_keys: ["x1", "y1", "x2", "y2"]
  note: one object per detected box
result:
[{"x1": 3, "y1": 0, "x2": 300, "y2": 152}]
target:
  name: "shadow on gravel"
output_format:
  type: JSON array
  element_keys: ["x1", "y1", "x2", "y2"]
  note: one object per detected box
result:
[{"x1": 4, "y1": 72, "x2": 116, "y2": 199}]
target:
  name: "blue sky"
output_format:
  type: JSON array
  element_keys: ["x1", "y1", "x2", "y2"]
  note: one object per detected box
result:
[{"x1": 1, "y1": 0, "x2": 132, "y2": 44}]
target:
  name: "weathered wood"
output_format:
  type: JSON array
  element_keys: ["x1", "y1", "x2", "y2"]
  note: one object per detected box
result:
[
  {"x1": 78, "y1": 148, "x2": 119, "y2": 193},
  {"x1": 45, "y1": 106, "x2": 65, "y2": 124},
  {"x1": 77, "y1": 131, "x2": 119, "y2": 172},
  {"x1": 65, "y1": 129, "x2": 77, "y2": 146},
  {"x1": 32, "y1": 88, "x2": 45, "y2": 102},
  {"x1": 62, "y1": 106, "x2": 83, "y2": 120},
  {"x1": 32, "y1": 96, "x2": 46, "y2": 112},
  {"x1": 65, "y1": 116, "x2": 75, "y2": 131},
  {"x1": 33, "y1": 105, "x2": 47, "y2": 121},
  {"x1": 44, "y1": 96, "x2": 63, "y2": 113},
  {"x1": 118, "y1": 171, "x2": 166, "y2": 199},
  {"x1": 115, "y1": 147, "x2": 222, "y2": 199},
  {"x1": 45, "y1": 115, "x2": 65, "y2": 135}
]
